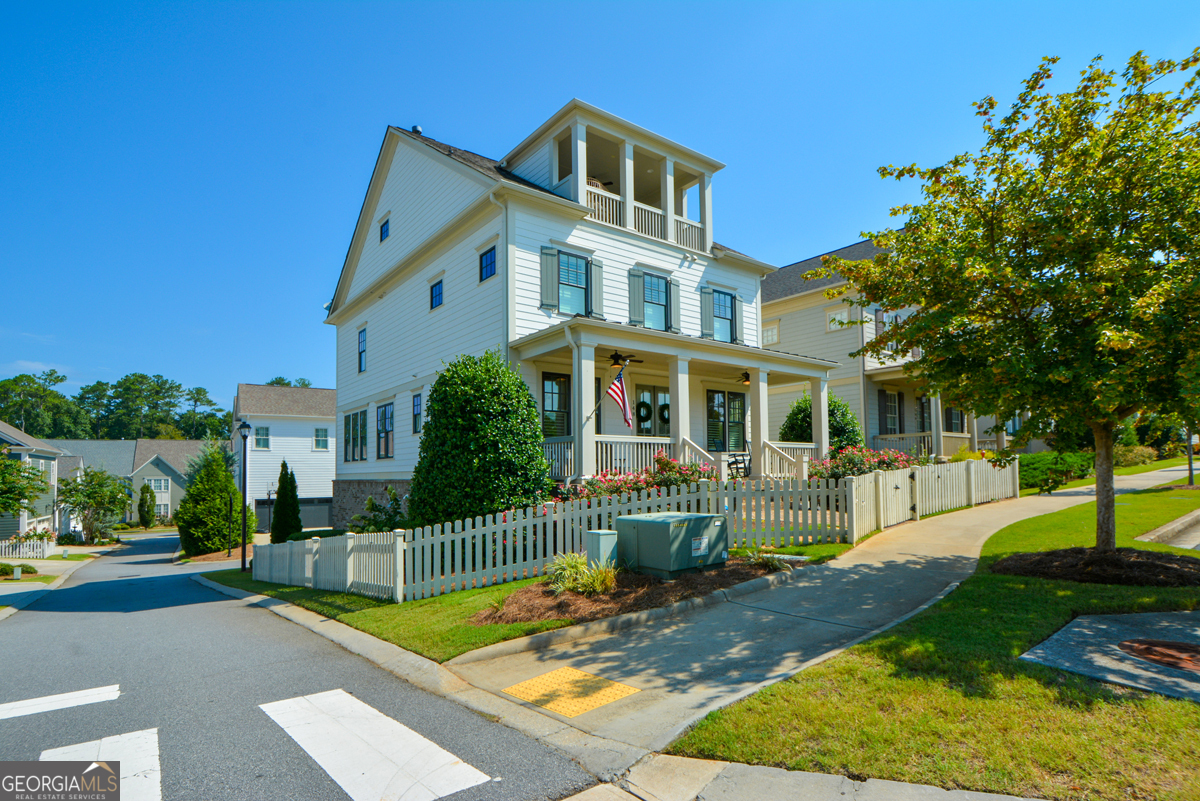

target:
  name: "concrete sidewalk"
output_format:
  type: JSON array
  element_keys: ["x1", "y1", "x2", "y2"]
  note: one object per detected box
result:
[{"x1": 447, "y1": 466, "x2": 1184, "y2": 753}]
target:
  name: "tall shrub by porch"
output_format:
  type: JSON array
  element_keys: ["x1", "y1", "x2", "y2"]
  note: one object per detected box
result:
[
  {"x1": 779, "y1": 392, "x2": 864, "y2": 454},
  {"x1": 406, "y1": 349, "x2": 548, "y2": 527}
]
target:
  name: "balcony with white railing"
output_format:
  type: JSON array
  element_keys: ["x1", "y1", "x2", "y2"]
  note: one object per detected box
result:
[
  {"x1": 585, "y1": 185, "x2": 623, "y2": 227},
  {"x1": 631, "y1": 202, "x2": 665, "y2": 240}
]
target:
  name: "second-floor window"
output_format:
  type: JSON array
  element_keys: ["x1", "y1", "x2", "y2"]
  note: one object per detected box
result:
[
  {"x1": 479, "y1": 247, "x2": 496, "y2": 282},
  {"x1": 542, "y1": 373, "x2": 570, "y2": 437},
  {"x1": 644, "y1": 274, "x2": 669, "y2": 331},
  {"x1": 377, "y1": 403, "x2": 394, "y2": 458},
  {"x1": 558, "y1": 252, "x2": 588, "y2": 316},
  {"x1": 412, "y1": 392, "x2": 422, "y2": 434},
  {"x1": 344, "y1": 410, "x2": 367, "y2": 462},
  {"x1": 380, "y1": 218, "x2": 389, "y2": 242},
  {"x1": 254, "y1": 426, "x2": 270, "y2": 449},
  {"x1": 713, "y1": 290, "x2": 735, "y2": 343},
  {"x1": 763, "y1": 322, "x2": 779, "y2": 346},
  {"x1": 827, "y1": 309, "x2": 849, "y2": 331},
  {"x1": 314, "y1": 428, "x2": 329, "y2": 450},
  {"x1": 430, "y1": 280, "x2": 443, "y2": 309},
  {"x1": 358, "y1": 328, "x2": 367, "y2": 372}
]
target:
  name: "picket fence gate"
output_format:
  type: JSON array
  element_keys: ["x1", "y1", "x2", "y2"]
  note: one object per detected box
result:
[
  {"x1": 252, "y1": 459, "x2": 1018, "y2": 603},
  {"x1": 0, "y1": 540, "x2": 53, "y2": 560}
]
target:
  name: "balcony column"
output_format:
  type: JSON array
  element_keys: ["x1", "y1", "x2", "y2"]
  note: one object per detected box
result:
[
  {"x1": 620, "y1": 141, "x2": 635, "y2": 231},
  {"x1": 573, "y1": 338, "x2": 597, "y2": 479},
  {"x1": 812, "y1": 378, "x2": 830, "y2": 458},
  {"x1": 661, "y1": 157, "x2": 676, "y2": 242},
  {"x1": 929, "y1": 394, "x2": 945, "y2": 457},
  {"x1": 749, "y1": 368, "x2": 769, "y2": 478},
  {"x1": 699, "y1": 172, "x2": 713, "y2": 251},
  {"x1": 669, "y1": 356, "x2": 691, "y2": 451},
  {"x1": 570, "y1": 121, "x2": 587, "y2": 204}
]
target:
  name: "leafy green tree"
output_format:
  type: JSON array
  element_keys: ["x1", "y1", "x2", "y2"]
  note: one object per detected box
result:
[
  {"x1": 74, "y1": 381, "x2": 112, "y2": 437},
  {"x1": 270, "y1": 460, "x2": 302, "y2": 543},
  {"x1": 106, "y1": 373, "x2": 184, "y2": 439},
  {"x1": 57, "y1": 467, "x2": 130, "y2": 543},
  {"x1": 779, "y1": 393, "x2": 865, "y2": 454},
  {"x1": 179, "y1": 387, "x2": 216, "y2": 438},
  {"x1": 816, "y1": 50, "x2": 1200, "y2": 553},
  {"x1": 0, "y1": 371, "x2": 91, "y2": 438},
  {"x1": 265, "y1": 377, "x2": 292, "y2": 386},
  {"x1": 137, "y1": 482, "x2": 156, "y2": 529},
  {"x1": 0, "y1": 447, "x2": 50, "y2": 518},
  {"x1": 350, "y1": 485, "x2": 408, "y2": 533},
  {"x1": 186, "y1": 440, "x2": 235, "y2": 483},
  {"x1": 407, "y1": 349, "x2": 547, "y2": 527},
  {"x1": 175, "y1": 445, "x2": 254, "y2": 556},
  {"x1": 295, "y1": 378, "x2": 312, "y2": 388}
]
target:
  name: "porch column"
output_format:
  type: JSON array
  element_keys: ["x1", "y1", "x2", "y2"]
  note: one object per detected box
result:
[
  {"x1": 668, "y1": 356, "x2": 691, "y2": 453},
  {"x1": 699, "y1": 172, "x2": 713, "y2": 252},
  {"x1": 969, "y1": 412, "x2": 979, "y2": 451},
  {"x1": 929, "y1": 394, "x2": 945, "y2": 457},
  {"x1": 570, "y1": 121, "x2": 587, "y2": 204},
  {"x1": 574, "y1": 340, "x2": 597, "y2": 478},
  {"x1": 661, "y1": 157, "x2": 676, "y2": 242},
  {"x1": 812, "y1": 378, "x2": 830, "y2": 457},
  {"x1": 620, "y1": 141, "x2": 635, "y2": 231},
  {"x1": 996, "y1": 422, "x2": 1008, "y2": 451},
  {"x1": 749, "y1": 368, "x2": 768, "y2": 477}
]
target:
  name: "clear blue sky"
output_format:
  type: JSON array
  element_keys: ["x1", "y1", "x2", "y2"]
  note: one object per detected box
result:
[{"x1": 3, "y1": 1, "x2": 1196, "y2": 410}]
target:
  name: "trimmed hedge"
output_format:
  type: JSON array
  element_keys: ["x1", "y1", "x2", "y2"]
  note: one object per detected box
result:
[{"x1": 1018, "y1": 452, "x2": 1095, "y2": 491}]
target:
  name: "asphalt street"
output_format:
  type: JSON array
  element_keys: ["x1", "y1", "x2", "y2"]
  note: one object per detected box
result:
[{"x1": 0, "y1": 534, "x2": 594, "y2": 801}]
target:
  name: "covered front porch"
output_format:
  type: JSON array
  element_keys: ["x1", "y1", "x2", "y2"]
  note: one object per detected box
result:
[
  {"x1": 510, "y1": 318, "x2": 836, "y2": 481},
  {"x1": 866, "y1": 366, "x2": 1008, "y2": 457}
]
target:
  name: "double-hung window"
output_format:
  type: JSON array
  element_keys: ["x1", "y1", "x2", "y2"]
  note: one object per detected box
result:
[
  {"x1": 376, "y1": 403, "x2": 394, "y2": 458},
  {"x1": 343, "y1": 410, "x2": 367, "y2": 462},
  {"x1": 430, "y1": 280, "x2": 443, "y2": 309},
  {"x1": 885, "y1": 392, "x2": 900, "y2": 435},
  {"x1": 314, "y1": 428, "x2": 329, "y2": 450},
  {"x1": 643, "y1": 274, "x2": 668, "y2": 331},
  {"x1": 479, "y1": 247, "x2": 496, "y2": 282},
  {"x1": 542, "y1": 373, "x2": 570, "y2": 437},
  {"x1": 706, "y1": 390, "x2": 746, "y2": 452},
  {"x1": 254, "y1": 426, "x2": 270, "y2": 449},
  {"x1": 412, "y1": 393, "x2": 422, "y2": 434},
  {"x1": 558, "y1": 252, "x2": 589, "y2": 316},
  {"x1": 713, "y1": 291, "x2": 735, "y2": 343},
  {"x1": 944, "y1": 406, "x2": 964, "y2": 434},
  {"x1": 357, "y1": 328, "x2": 367, "y2": 373}
]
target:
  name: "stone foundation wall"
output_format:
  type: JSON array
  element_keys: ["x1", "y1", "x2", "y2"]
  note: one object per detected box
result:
[{"x1": 332, "y1": 478, "x2": 410, "y2": 531}]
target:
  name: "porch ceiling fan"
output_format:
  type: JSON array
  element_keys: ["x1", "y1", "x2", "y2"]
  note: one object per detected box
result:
[{"x1": 607, "y1": 350, "x2": 644, "y2": 367}]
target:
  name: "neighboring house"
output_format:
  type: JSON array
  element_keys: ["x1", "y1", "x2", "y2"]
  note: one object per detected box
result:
[
  {"x1": 324, "y1": 99, "x2": 837, "y2": 528},
  {"x1": 47, "y1": 439, "x2": 209, "y2": 525},
  {"x1": 231, "y1": 383, "x2": 337, "y2": 531},
  {"x1": 0, "y1": 421, "x2": 62, "y2": 537},
  {"x1": 761, "y1": 238, "x2": 1042, "y2": 457}
]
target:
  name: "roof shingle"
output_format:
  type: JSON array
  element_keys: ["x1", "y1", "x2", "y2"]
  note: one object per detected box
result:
[
  {"x1": 236, "y1": 384, "x2": 337, "y2": 418},
  {"x1": 762, "y1": 238, "x2": 888, "y2": 304}
]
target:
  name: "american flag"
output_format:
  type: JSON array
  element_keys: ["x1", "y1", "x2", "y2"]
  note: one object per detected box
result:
[{"x1": 606, "y1": 367, "x2": 633, "y2": 429}]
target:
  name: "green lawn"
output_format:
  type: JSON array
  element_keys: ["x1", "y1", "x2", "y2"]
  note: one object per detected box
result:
[
  {"x1": 730, "y1": 541, "x2": 853, "y2": 564},
  {"x1": 202, "y1": 570, "x2": 572, "y2": 662},
  {"x1": 1019, "y1": 455, "x2": 1190, "y2": 496},
  {"x1": 670, "y1": 484, "x2": 1200, "y2": 801},
  {"x1": 1, "y1": 573, "x2": 54, "y2": 584}
]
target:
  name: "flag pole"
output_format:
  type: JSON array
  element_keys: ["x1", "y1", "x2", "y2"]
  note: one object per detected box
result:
[{"x1": 584, "y1": 359, "x2": 629, "y2": 424}]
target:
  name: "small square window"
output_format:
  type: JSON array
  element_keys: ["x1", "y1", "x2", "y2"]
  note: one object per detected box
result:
[
  {"x1": 480, "y1": 247, "x2": 496, "y2": 282},
  {"x1": 430, "y1": 280, "x2": 443, "y2": 309},
  {"x1": 827, "y1": 309, "x2": 849, "y2": 331},
  {"x1": 314, "y1": 428, "x2": 329, "y2": 450},
  {"x1": 380, "y1": 219, "x2": 389, "y2": 242},
  {"x1": 254, "y1": 426, "x2": 270, "y2": 449},
  {"x1": 763, "y1": 323, "x2": 779, "y2": 346},
  {"x1": 413, "y1": 392, "x2": 423, "y2": 434}
]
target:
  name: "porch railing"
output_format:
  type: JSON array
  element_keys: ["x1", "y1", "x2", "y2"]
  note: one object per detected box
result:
[
  {"x1": 675, "y1": 217, "x2": 702, "y2": 250},
  {"x1": 978, "y1": 437, "x2": 998, "y2": 452},
  {"x1": 874, "y1": 432, "x2": 934, "y2": 456},
  {"x1": 586, "y1": 186, "x2": 623, "y2": 227},
  {"x1": 772, "y1": 442, "x2": 817, "y2": 463},
  {"x1": 633, "y1": 201, "x2": 665, "y2": 240},
  {"x1": 680, "y1": 437, "x2": 715, "y2": 466},
  {"x1": 595, "y1": 435, "x2": 673, "y2": 474},
  {"x1": 543, "y1": 436, "x2": 575, "y2": 481},
  {"x1": 762, "y1": 441, "x2": 797, "y2": 478}
]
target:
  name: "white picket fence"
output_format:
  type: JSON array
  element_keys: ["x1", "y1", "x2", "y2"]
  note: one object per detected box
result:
[
  {"x1": 0, "y1": 539, "x2": 53, "y2": 560},
  {"x1": 252, "y1": 459, "x2": 1019, "y2": 603}
]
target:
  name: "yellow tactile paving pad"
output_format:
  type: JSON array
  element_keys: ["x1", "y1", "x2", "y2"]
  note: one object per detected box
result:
[{"x1": 502, "y1": 667, "x2": 640, "y2": 718}]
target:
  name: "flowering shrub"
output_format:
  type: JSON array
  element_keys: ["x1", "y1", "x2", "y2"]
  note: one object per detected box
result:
[
  {"x1": 557, "y1": 450, "x2": 719, "y2": 501},
  {"x1": 808, "y1": 446, "x2": 928, "y2": 481},
  {"x1": 14, "y1": 528, "x2": 54, "y2": 543}
]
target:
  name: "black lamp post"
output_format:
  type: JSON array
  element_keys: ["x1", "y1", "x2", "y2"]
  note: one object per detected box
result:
[{"x1": 238, "y1": 420, "x2": 251, "y2": 572}]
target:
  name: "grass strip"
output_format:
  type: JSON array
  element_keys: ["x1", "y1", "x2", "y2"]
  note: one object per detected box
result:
[
  {"x1": 1019, "y1": 456, "x2": 1189, "y2": 496},
  {"x1": 202, "y1": 569, "x2": 572, "y2": 663},
  {"x1": 729, "y1": 541, "x2": 853, "y2": 564},
  {"x1": 670, "y1": 484, "x2": 1200, "y2": 801}
]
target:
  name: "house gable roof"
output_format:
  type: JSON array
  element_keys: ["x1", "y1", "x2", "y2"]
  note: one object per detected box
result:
[
  {"x1": 132, "y1": 440, "x2": 208, "y2": 477},
  {"x1": 43, "y1": 440, "x2": 137, "y2": 473},
  {"x1": 235, "y1": 384, "x2": 336, "y2": 419},
  {"x1": 0, "y1": 420, "x2": 62, "y2": 454},
  {"x1": 762, "y1": 237, "x2": 887, "y2": 304}
]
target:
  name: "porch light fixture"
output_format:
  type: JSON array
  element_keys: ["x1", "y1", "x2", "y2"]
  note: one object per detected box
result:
[
  {"x1": 237, "y1": 420, "x2": 251, "y2": 573},
  {"x1": 740, "y1": 372, "x2": 751, "y2": 385}
]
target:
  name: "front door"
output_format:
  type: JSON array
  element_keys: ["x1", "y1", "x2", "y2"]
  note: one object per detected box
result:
[
  {"x1": 706, "y1": 390, "x2": 746, "y2": 452},
  {"x1": 635, "y1": 386, "x2": 670, "y2": 437}
]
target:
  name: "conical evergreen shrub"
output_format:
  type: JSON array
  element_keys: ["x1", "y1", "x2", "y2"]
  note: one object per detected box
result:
[
  {"x1": 175, "y1": 446, "x2": 255, "y2": 556},
  {"x1": 137, "y1": 481, "x2": 155, "y2": 529},
  {"x1": 270, "y1": 460, "x2": 302, "y2": 543}
]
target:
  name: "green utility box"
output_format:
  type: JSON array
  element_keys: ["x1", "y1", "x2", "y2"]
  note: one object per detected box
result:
[{"x1": 614, "y1": 512, "x2": 728, "y2": 580}]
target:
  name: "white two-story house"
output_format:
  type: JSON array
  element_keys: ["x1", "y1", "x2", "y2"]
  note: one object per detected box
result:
[
  {"x1": 324, "y1": 100, "x2": 837, "y2": 528},
  {"x1": 761, "y1": 238, "x2": 1033, "y2": 457},
  {"x1": 231, "y1": 383, "x2": 337, "y2": 530}
]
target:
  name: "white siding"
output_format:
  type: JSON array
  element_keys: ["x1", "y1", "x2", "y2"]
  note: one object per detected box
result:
[
  {"x1": 243, "y1": 416, "x2": 336, "y2": 502},
  {"x1": 347, "y1": 141, "x2": 488, "y2": 301},
  {"x1": 509, "y1": 141, "x2": 551, "y2": 188},
  {"x1": 767, "y1": 381, "x2": 862, "y2": 442},
  {"x1": 511, "y1": 204, "x2": 760, "y2": 346},
  {"x1": 336, "y1": 217, "x2": 507, "y2": 479}
]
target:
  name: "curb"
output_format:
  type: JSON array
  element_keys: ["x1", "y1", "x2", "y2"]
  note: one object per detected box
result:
[
  {"x1": 190, "y1": 573, "x2": 650, "y2": 781},
  {"x1": 447, "y1": 565, "x2": 810, "y2": 666},
  {"x1": 0, "y1": 554, "x2": 99, "y2": 623},
  {"x1": 1136, "y1": 507, "x2": 1200, "y2": 544}
]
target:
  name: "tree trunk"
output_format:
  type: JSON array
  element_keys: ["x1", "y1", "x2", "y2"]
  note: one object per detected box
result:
[{"x1": 1091, "y1": 422, "x2": 1116, "y2": 552}]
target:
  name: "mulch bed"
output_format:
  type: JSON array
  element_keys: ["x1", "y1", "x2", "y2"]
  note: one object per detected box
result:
[
  {"x1": 470, "y1": 558, "x2": 784, "y2": 626},
  {"x1": 990, "y1": 547, "x2": 1200, "y2": 587},
  {"x1": 187, "y1": 545, "x2": 254, "y2": 563}
]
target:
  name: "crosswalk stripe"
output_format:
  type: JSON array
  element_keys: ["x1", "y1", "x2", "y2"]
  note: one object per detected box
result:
[
  {"x1": 0, "y1": 684, "x2": 120, "y2": 720},
  {"x1": 260, "y1": 689, "x2": 490, "y2": 801},
  {"x1": 41, "y1": 727, "x2": 162, "y2": 801}
]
